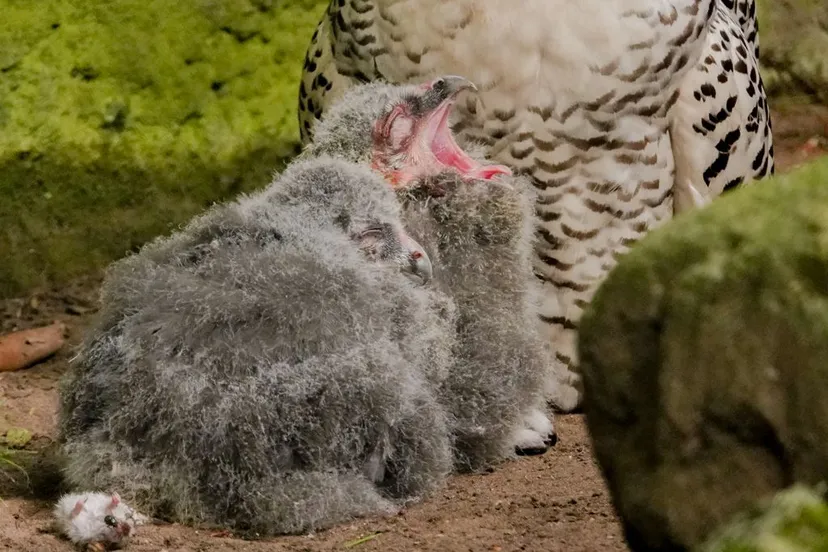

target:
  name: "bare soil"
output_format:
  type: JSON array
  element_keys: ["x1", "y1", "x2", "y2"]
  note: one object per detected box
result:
[{"x1": 1, "y1": 104, "x2": 826, "y2": 552}]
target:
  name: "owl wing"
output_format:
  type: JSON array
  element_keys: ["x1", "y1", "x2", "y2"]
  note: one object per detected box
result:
[{"x1": 670, "y1": 2, "x2": 774, "y2": 213}]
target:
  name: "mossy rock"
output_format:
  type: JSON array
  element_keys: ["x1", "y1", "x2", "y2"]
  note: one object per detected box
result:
[
  {"x1": 697, "y1": 485, "x2": 828, "y2": 552},
  {"x1": 578, "y1": 156, "x2": 828, "y2": 551},
  {"x1": 757, "y1": 0, "x2": 828, "y2": 102},
  {"x1": 0, "y1": 0, "x2": 327, "y2": 297}
]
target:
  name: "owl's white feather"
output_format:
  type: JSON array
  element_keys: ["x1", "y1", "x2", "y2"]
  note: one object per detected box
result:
[{"x1": 299, "y1": 0, "x2": 774, "y2": 414}]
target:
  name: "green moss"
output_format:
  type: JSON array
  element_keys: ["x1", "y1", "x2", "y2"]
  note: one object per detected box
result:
[
  {"x1": 697, "y1": 485, "x2": 828, "y2": 552},
  {"x1": 757, "y1": 0, "x2": 828, "y2": 102},
  {"x1": 578, "y1": 157, "x2": 828, "y2": 551},
  {"x1": 0, "y1": 0, "x2": 327, "y2": 296},
  {"x1": 2, "y1": 428, "x2": 32, "y2": 449}
]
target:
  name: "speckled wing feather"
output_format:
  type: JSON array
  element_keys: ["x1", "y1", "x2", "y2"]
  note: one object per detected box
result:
[
  {"x1": 722, "y1": 0, "x2": 761, "y2": 58},
  {"x1": 298, "y1": 11, "x2": 352, "y2": 143},
  {"x1": 298, "y1": 1, "x2": 385, "y2": 144},
  {"x1": 671, "y1": 1, "x2": 773, "y2": 211}
]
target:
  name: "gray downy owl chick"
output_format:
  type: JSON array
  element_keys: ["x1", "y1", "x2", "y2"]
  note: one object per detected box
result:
[
  {"x1": 401, "y1": 170, "x2": 556, "y2": 469},
  {"x1": 303, "y1": 76, "x2": 556, "y2": 461},
  {"x1": 57, "y1": 155, "x2": 457, "y2": 537}
]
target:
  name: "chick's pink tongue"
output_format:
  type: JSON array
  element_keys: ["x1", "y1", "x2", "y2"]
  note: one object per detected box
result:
[
  {"x1": 470, "y1": 164, "x2": 512, "y2": 179},
  {"x1": 431, "y1": 128, "x2": 511, "y2": 180}
]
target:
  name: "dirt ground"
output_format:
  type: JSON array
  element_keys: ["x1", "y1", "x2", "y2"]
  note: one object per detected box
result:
[{"x1": 1, "y1": 104, "x2": 826, "y2": 552}]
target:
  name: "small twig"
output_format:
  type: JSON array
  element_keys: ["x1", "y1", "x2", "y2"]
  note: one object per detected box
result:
[{"x1": 343, "y1": 532, "x2": 381, "y2": 548}]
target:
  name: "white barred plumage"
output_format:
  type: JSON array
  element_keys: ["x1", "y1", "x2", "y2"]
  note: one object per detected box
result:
[{"x1": 297, "y1": 0, "x2": 774, "y2": 412}]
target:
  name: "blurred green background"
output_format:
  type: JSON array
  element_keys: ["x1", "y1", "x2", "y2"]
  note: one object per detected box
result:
[
  {"x1": 0, "y1": 0, "x2": 825, "y2": 297},
  {"x1": 0, "y1": 0, "x2": 326, "y2": 296}
]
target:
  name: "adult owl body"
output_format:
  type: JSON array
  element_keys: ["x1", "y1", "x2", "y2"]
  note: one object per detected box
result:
[{"x1": 298, "y1": 0, "x2": 774, "y2": 411}]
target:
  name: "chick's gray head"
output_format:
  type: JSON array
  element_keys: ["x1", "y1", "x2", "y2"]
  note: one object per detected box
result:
[
  {"x1": 354, "y1": 222, "x2": 432, "y2": 285},
  {"x1": 260, "y1": 156, "x2": 433, "y2": 285},
  {"x1": 305, "y1": 76, "x2": 511, "y2": 188}
]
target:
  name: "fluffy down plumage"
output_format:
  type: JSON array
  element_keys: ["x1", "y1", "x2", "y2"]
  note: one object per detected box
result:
[
  {"x1": 400, "y1": 169, "x2": 554, "y2": 467},
  {"x1": 58, "y1": 156, "x2": 457, "y2": 536},
  {"x1": 60, "y1": 78, "x2": 555, "y2": 536}
]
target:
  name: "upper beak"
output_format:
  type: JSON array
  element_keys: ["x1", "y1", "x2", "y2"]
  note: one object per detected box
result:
[
  {"x1": 429, "y1": 75, "x2": 477, "y2": 97},
  {"x1": 398, "y1": 233, "x2": 433, "y2": 285},
  {"x1": 407, "y1": 250, "x2": 433, "y2": 285},
  {"x1": 416, "y1": 75, "x2": 477, "y2": 114}
]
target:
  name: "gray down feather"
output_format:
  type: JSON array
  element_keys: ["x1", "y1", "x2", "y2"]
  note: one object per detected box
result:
[
  {"x1": 297, "y1": 81, "x2": 407, "y2": 165},
  {"x1": 400, "y1": 170, "x2": 550, "y2": 471},
  {"x1": 58, "y1": 156, "x2": 457, "y2": 537}
]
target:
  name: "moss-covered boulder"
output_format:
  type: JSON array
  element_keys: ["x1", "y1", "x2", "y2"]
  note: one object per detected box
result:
[
  {"x1": 0, "y1": 0, "x2": 326, "y2": 297},
  {"x1": 578, "y1": 156, "x2": 828, "y2": 551},
  {"x1": 758, "y1": 0, "x2": 828, "y2": 102},
  {"x1": 698, "y1": 485, "x2": 828, "y2": 552}
]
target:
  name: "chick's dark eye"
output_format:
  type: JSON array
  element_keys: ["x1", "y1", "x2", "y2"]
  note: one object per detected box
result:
[{"x1": 104, "y1": 515, "x2": 118, "y2": 527}]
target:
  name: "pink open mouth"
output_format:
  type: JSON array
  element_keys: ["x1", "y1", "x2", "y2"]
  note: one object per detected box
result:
[{"x1": 422, "y1": 98, "x2": 512, "y2": 181}]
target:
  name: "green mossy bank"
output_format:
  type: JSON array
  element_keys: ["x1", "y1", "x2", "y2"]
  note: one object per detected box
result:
[
  {"x1": 698, "y1": 485, "x2": 828, "y2": 552},
  {"x1": 578, "y1": 156, "x2": 828, "y2": 551},
  {"x1": 757, "y1": 0, "x2": 828, "y2": 102},
  {"x1": 0, "y1": 0, "x2": 326, "y2": 296}
]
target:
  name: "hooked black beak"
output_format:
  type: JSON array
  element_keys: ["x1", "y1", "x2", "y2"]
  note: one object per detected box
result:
[
  {"x1": 405, "y1": 250, "x2": 433, "y2": 285},
  {"x1": 398, "y1": 233, "x2": 433, "y2": 286},
  {"x1": 412, "y1": 75, "x2": 477, "y2": 116}
]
